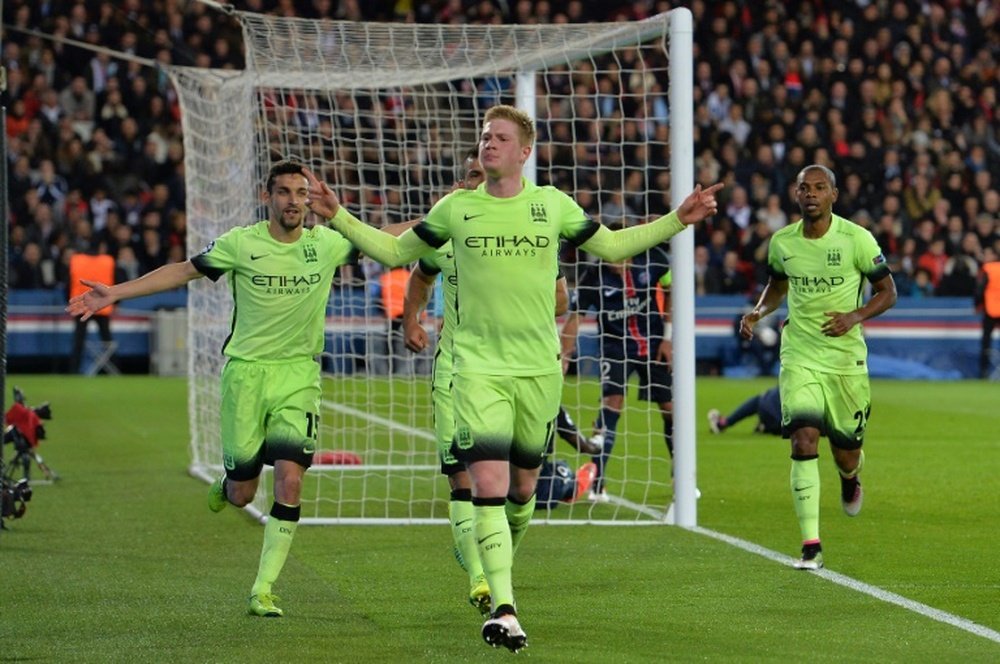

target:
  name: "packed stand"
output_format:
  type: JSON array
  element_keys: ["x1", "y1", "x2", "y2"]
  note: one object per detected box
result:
[{"x1": 3, "y1": 0, "x2": 998, "y2": 300}]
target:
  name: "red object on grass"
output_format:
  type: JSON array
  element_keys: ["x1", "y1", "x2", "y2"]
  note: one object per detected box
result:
[{"x1": 313, "y1": 450, "x2": 363, "y2": 465}]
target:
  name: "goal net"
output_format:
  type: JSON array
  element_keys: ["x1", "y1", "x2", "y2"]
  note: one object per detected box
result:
[{"x1": 173, "y1": 9, "x2": 693, "y2": 525}]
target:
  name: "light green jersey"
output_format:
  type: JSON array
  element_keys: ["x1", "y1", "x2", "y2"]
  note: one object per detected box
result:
[
  {"x1": 417, "y1": 243, "x2": 457, "y2": 352},
  {"x1": 413, "y1": 178, "x2": 597, "y2": 376},
  {"x1": 767, "y1": 214, "x2": 890, "y2": 374},
  {"x1": 192, "y1": 220, "x2": 356, "y2": 362}
]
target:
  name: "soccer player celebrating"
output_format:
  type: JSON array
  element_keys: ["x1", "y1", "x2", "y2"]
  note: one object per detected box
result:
[
  {"x1": 560, "y1": 241, "x2": 675, "y2": 502},
  {"x1": 304, "y1": 105, "x2": 721, "y2": 652},
  {"x1": 68, "y1": 161, "x2": 363, "y2": 618},
  {"x1": 740, "y1": 164, "x2": 897, "y2": 570},
  {"x1": 402, "y1": 149, "x2": 600, "y2": 618}
]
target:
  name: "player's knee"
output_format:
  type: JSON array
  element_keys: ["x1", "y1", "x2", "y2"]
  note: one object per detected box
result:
[{"x1": 228, "y1": 483, "x2": 256, "y2": 507}]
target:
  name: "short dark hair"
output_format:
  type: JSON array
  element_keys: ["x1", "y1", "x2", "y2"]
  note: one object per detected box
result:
[
  {"x1": 266, "y1": 160, "x2": 305, "y2": 193},
  {"x1": 798, "y1": 164, "x2": 837, "y2": 188}
]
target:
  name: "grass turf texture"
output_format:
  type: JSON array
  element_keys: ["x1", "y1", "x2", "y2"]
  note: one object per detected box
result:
[{"x1": 2, "y1": 375, "x2": 997, "y2": 662}]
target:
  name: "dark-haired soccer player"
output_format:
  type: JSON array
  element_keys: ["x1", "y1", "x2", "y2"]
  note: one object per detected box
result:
[
  {"x1": 68, "y1": 160, "x2": 407, "y2": 618},
  {"x1": 304, "y1": 105, "x2": 722, "y2": 652},
  {"x1": 740, "y1": 164, "x2": 896, "y2": 570},
  {"x1": 560, "y1": 240, "x2": 674, "y2": 502}
]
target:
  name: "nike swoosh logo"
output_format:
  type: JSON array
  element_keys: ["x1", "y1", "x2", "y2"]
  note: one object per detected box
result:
[
  {"x1": 463, "y1": 213, "x2": 484, "y2": 221},
  {"x1": 455, "y1": 518, "x2": 472, "y2": 527},
  {"x1": 782, "y1": 256, "x2": 794, "y2": 262},
  {"x1": 250, "y1": 253, "x2": 270, "y2": 260},
  {"x1": 793, "y1": 485, "x2": 814, "y2": 492},
  {"x1": 477, "y1": 531, "x2": 502, "y2": 545}
]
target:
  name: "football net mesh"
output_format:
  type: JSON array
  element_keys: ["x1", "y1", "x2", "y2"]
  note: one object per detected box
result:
[{"x1": 174, "y1": 9, "x2": 685, "y2": 524}]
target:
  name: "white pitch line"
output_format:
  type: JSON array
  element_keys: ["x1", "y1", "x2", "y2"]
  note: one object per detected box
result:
[
  {"x1": 321, "y1": 399, "x2": 436, "y2": 441},
  {"x1": 319, "y1": 403, "x2": 999, "y2": 644},
  {"x1": 691, "y1": 526, "x2": 1000, "y2": 645}
]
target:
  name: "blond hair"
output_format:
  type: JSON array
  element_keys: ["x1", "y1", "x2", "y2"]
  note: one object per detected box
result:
[{"x1": 483, "y1": 104, "x2": 536, "y2": 146}]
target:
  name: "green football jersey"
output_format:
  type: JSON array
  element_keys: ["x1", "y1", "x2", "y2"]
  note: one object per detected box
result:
[
  {"x1": 192, "y1": 220, "x2": 356, "y2": 361},
  {"x1": 767, "y1": 214, "x2": 890, "y2": 374},
  {"x1": 413, "y1": 178, "x2": 598, "y2": 376},
  {"x1": 417, "y1": 243, "x2": 457, "y2": 354}
]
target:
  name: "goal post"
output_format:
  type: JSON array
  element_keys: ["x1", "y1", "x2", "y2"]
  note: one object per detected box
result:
[{"x1": 173, "y1": 8, "x2": 695, "y2": 526}]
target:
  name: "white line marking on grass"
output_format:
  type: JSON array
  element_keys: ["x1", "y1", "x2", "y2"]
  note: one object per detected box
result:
[
  {"x1": 321, "y1": 399, "x2": 435, "y2": 441},
  {"x1": 692, "y1": 526, "x2": 1000, "y2": 645}
]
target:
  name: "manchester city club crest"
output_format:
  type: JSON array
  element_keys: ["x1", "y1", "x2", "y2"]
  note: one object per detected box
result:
[
  {"x1": 530, "y1": 202, "x2": 548, "y2": 224},
  {"x1": 303, "y1": 244, "x2": 318, "y2": 263},
  {"x1": 826, "y1": 248, "x2": 842, "y2": 267}
]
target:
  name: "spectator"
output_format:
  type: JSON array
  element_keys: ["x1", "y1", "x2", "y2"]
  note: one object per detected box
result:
[
  {"x1": 11, "y1": 241, "x2": 56, "y2": 290},
  {"x1": 57, "y1": 75, "x2": 95, "y2": 125},
  {"x1": 706, "y1": 249, "x2": 750, "y2": 296}
]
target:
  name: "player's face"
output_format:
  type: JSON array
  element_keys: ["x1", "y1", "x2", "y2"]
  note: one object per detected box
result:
[
  {"x1": 795, "y1": 169, "x2": 837, "y2": 222},
  {"x1": 462, "y1": 157, "x2": 485, "y2": 189},
  {"x1": 479, "y1": 119, "x2": 529, "y2": 178},
  {"x1": 266, "y1": 173, "x2": 310, "y2": 231}
]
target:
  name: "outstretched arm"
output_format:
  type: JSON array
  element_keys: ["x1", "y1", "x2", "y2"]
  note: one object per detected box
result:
[
  {"x1": 66, "y1": 260, "x2": 203, "y2": 321},
  {"x1": 303, "y1": 167, "x2": 433, "y2": 266},
  {"x1": 580, "y1": 183, "x2": 722, "y2": 262}
]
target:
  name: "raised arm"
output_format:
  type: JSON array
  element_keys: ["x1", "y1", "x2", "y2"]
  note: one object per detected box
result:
[
  {"x1": 580, "y1": 183, "x2": 722, "y2": 262},
  {"x1": 303, "y1": 167, "x2": 433, "y2": 267},
  {"x1": 66, "y1": 260, "x2": 203, "y2": 321}
]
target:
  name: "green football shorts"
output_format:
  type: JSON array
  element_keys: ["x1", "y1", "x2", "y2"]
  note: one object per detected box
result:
[
  {"x1": 779, "y1": 364, "x2": 871, "y2": 450},
  {"x1": 450, "y1": 372, "x2": 561, "y2": 469},
  {"x1": 220, "y1": 357, "x2": 320, "y2": 480},
  {"x1": 431, "y1": 347, "x2": 460, "y2": 475}
]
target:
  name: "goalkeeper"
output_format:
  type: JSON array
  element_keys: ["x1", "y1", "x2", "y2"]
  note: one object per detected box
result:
[
  {"x1": 304, "y1": 105, "x2": 721, "y2": 652},
  {"x1": 66, "y1": 160, "x2": 410, "y2": 619}
]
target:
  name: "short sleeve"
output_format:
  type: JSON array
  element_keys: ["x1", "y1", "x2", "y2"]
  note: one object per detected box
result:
[
  {"x1": 855, "y1": 228, "x2": 891, "y2": 282},
  {"x1": 191, "y1": 228, "x2": 240, "y2": 281}
]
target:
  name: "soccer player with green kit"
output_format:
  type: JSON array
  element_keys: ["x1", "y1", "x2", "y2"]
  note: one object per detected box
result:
[
  {"x1": 66, "y1": 160, "x2": 405, "y2": 619},
  {"x1": 304, "y1": 105, "x2": 721, "y2": 652},
  {"x1": 740, "y1": 164, "x2": 897, "y2": 571}
]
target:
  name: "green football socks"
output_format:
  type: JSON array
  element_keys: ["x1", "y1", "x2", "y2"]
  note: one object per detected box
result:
[
  {"x1": 251, "y1": 502, "x2": 300, "y2": 596},
  {"x1": 790, "y1": 457, "x2": 820, "y2": 543},
  {"x1": 505, "y1": 493, "x2": 535, "y2": 556},
  {"x1": 450, "y1": 494, "x2": 484, "y2": 582},
  {"x1": 474, "y1": 501, "x2": 514, "y2": 610}
]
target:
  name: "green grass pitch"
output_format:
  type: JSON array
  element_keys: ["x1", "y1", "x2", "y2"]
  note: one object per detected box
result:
[{"x1": 2, "y1": 375, "x2": 998, "y2": 662}]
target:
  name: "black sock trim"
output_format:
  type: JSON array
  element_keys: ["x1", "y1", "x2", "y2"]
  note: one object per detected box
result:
[
  {"x1": 270, "y1": 502, "x2": 301, "y2": 522},
  {"x1": 493, "y1": 603, "x2": 516, "y2": 618},
  {"x1": 506, "y1": 492, "x2": 535, "y2": 506},
  {"x1": 790, "y1": 453, "x2": 819, "y2": 461},
  {"x1": 472, "y1": 496, "x2": 506, "y2": 507},
  {"x1": 451, "y1": 488, "x2": 472, "y2": 502}
]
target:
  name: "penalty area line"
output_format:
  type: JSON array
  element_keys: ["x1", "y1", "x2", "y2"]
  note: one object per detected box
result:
[
  {"x1": 321, "y1": 399, "x2": 435, "y2": 442},
  {"x1": 692, "y1": 526, "x2": 1000, "y2": 645}
]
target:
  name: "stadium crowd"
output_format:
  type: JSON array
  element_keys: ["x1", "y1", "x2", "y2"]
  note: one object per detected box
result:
[{"x1": 3, "y1": 0, "x2": 999, "y2": 301}]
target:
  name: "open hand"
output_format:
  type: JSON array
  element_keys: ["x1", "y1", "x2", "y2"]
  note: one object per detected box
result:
[{"x1": 65, "y1": 280, "x2": 114, "y2": 321}]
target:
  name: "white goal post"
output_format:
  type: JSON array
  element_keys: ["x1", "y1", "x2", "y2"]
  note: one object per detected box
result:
[{"x1": 173, "y1": 7, "x2": 696, "y2": 525}]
